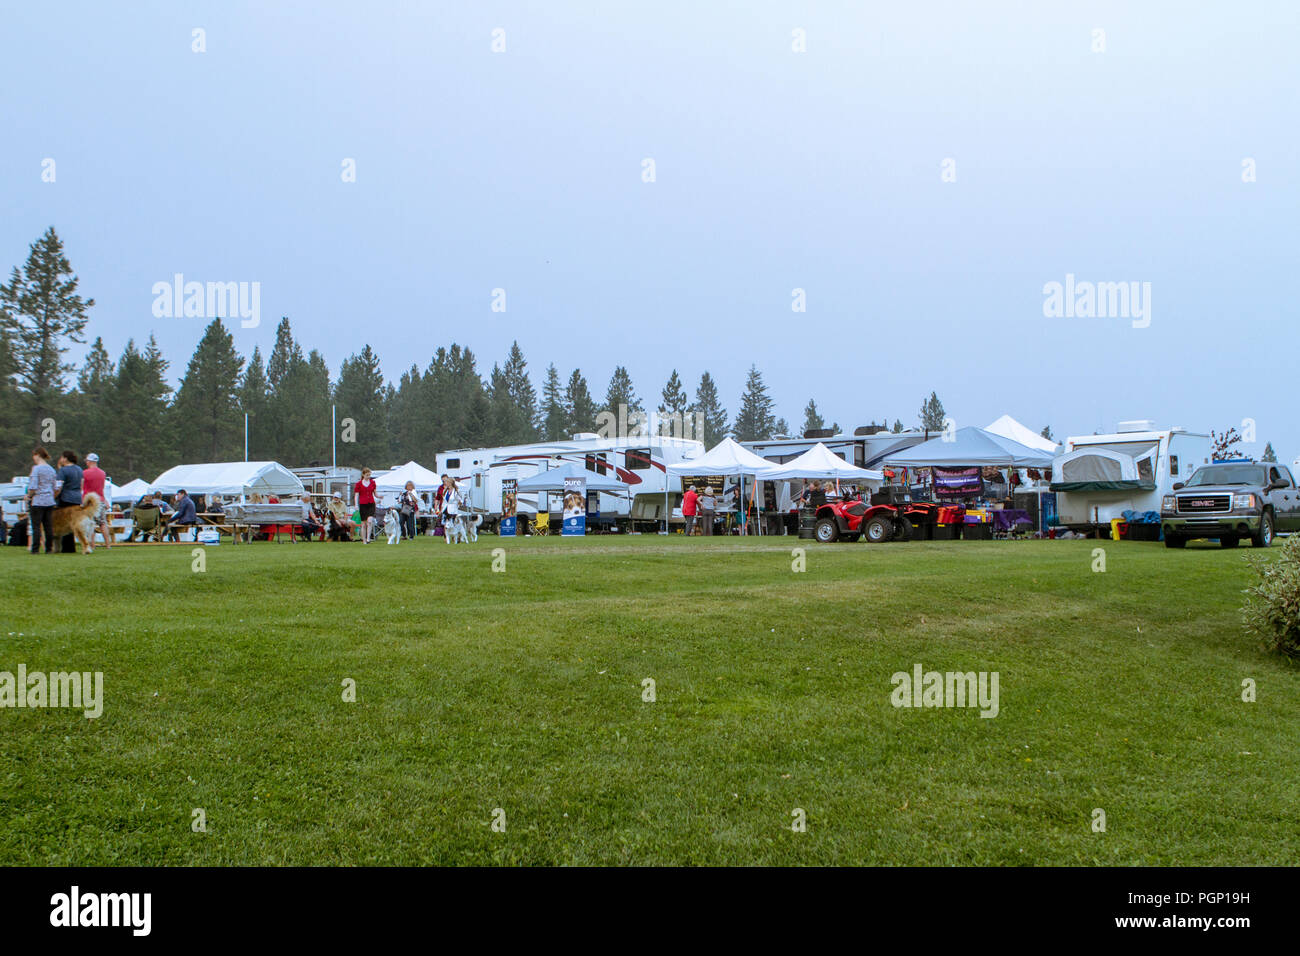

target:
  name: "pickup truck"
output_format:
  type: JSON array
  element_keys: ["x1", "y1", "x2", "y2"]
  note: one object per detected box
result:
[{"x1": 1160, "y1": 460, "x2": 1300, "y2": 548}]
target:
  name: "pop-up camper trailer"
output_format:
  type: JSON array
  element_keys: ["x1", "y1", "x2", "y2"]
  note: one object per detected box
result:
[{"x1": 1051, "y1": 422, "x2": 1210, "y2": 533}]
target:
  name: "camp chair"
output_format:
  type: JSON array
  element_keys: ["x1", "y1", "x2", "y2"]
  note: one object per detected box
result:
[
  {"x1": 533, "y1": 511, "x2": 550, "y2": 536},
  {"x1": 129, "y1": 505, "x2": 164, "y2": 542}
]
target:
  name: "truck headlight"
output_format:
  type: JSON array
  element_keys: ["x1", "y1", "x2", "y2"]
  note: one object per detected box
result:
[
  {"x1": 1232, "y1": 493, "x2": 1256, "y2": 509},
  {"x1": 1162, "y1": 496, "x2": 1175, "y2": 512}
]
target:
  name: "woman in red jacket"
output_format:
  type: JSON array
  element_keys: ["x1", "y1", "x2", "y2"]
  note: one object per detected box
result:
[{"x1": 353, "y1": 467, "x2": 379, "y2": 543}]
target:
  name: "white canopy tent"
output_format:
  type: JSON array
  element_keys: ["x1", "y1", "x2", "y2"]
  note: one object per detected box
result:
[
  {"x1": 759, "y1": 442, "x2": 885, "y2": 482},
  {"x1": 109, "y1": 477, "x2": 153, "y2": 503},
  {"x1": 665, "y1": 438, "x2": 777, "y2": 534},
  {"x1": 374, "y1": 460, "x2": 443, "y2": 493},
  {"x1": 516, "y1": 461, "x2": 629, "y2": 493},
  {"x1": 150, "y1": 461, "x2": 305, "y2": 499},
  {"x1": 985, "y1": 415, "x2": 1060, "y2": 454}
]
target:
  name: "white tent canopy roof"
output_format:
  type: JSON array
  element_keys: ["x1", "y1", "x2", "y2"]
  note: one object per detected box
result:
[
  {"x1": 665, "y1": 438, "x2": 774, "y2": 478},
  {"x1": 374, "y1": 460, "x2": 443, "y2": 492},
  {"x1": 516, "y1": 461, "x2": 629, "y2": 493},
  {"x1": 759, "y1": 443, "x2": 885, "y2": 482},
  {"x1": 985, "y1": 415, "x2": 1060, "y2": 453},
  {"x1": 110, "y1": 478, "x2": 153, "y2": 502},
  {"x1": 150, "y1": 461, "x2": 305, "y2": 497},
  {"x1": 882, "y1": 427, "x2": 1055, "y2": 468}
]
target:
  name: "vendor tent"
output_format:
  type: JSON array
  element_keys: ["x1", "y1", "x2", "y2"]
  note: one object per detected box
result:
[
  {"x1": 665, "y1": 438, "x2": 776, "y2": 534},
  {"x1": 374, "y1": 460, "x2": 443, "y2": 493},
  {"x1": 882, "y1": 427, "x2": 1054, "y2": 468},
  {"x1": 759, "y1": 442, "x2": 885, "y2": 482},
  {"x1": 150, "y1": 461, "x2": 304, "y2": 498},
  {"x1": 109, "y1": 478, "x2": 153, "y2": 503},
  {"x1": 516, "y1": 461, "x2": 629, "y2": 493},
  {"x1": 985, "y1": 415, "x2": 1059, "y2": 454}
]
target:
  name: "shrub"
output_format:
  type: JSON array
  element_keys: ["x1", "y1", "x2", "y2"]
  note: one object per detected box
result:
[{"x1": 1242, "y1": 533, "x2": 1300, "y2": 659}]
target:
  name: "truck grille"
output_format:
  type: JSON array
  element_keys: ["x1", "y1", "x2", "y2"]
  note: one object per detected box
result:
[{"x1": 1177, "y1": 495, "x2": 1230, "y2": 514}]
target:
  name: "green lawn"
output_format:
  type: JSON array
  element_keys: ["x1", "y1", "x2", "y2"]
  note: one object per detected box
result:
[{"x1": 1, "y1": 534, "x2": 1296, "y2": 865}]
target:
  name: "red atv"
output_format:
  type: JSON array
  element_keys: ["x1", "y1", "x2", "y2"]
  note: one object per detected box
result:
[{"x1": 812, "y1": 487, "x2": 938, "y2": 543}]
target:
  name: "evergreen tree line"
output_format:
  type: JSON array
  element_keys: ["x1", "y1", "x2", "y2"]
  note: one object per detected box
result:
[{"x1": 1, "y1": 228, "x2": 940, "y2": 480}]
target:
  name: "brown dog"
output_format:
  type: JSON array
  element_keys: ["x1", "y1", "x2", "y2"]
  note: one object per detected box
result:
[{"x1": 50, "y1": 492, "x2": 103, "y2": 554}]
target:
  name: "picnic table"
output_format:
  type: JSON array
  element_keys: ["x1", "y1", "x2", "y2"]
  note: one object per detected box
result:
[{"x1": 220, "y1": 503, "x2": 307, "y2": 543}]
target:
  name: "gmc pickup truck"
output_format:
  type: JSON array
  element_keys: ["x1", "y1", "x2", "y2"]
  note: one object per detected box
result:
[{"x1": 1161, "y1": 460, "x2": 1300, "y2": 548}]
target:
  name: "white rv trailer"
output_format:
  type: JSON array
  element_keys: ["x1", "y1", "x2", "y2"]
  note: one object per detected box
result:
[
  {"x1": 1050, "y1": 422, "x2": 1211, "y2": 531},
  {"x1": 435, "y1": 433, "x2": 706, "y2": 529}
]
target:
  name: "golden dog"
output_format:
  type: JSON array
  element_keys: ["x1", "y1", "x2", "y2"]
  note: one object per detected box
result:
[{"x1": 49, "y1": 492, "x2": 104, "y2": 554}]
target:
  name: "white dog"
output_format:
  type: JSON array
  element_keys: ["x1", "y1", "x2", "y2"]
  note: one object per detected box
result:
[
  {"x1": 444, "y1": 511, "x2": 482, "y2": 544},
  {"x1": 383, "y1": 509, "x2": 401, "y2": 544}
]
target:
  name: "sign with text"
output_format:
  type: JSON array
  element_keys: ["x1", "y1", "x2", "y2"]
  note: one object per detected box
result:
[
  {"x1": 500, "y1": 478, "x2": 517, "y2": 536},
  {"x1": 562, "y1": 476, "x2": 586, "y2": 536}
]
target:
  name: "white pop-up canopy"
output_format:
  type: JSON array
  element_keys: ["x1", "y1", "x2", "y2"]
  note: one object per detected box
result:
[
  {"x1": 759, "y1": 442, "x2": 885, "y2": 482},
  {"x1": 665, "y1": 438, "x2": 774, "y2": 478},
  {"x1": 150, "y1": 461, "x2": 305, "y2": 498},
  {"x1": 110, "y1": 478, "x2": 153, "y2": 503},
  {"x1": 882, "y1": 427, "x2": 1055, "y2": 468},
  {"x1": 374, "y1": 460, "x2": 443, "y2": 493},
  {"x1": 985, "y1": 415, "x2": 1060, "y2": 454}
]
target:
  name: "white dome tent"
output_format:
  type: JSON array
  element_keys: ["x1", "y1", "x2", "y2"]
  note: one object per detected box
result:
[{"x1": 665, "y1": 438, "x2": 778, "y2": 534}]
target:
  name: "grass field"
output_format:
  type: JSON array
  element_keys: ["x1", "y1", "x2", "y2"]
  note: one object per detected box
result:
[{"x1": 1, "y1": 534, "x2": 1297, "y2": 866}]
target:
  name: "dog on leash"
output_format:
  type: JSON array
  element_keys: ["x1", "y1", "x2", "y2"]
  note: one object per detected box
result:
[
  {"x1": 50, "y1": 492, "x2": 103, "y2": 554},
  {"x1": 383, "y1": 509, "x2": 401, "y2": 544}
]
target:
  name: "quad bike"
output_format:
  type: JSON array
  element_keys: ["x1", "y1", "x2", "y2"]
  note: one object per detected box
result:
[{"x1": 812, "y1": 486, "x2": 937, "y2": 543}]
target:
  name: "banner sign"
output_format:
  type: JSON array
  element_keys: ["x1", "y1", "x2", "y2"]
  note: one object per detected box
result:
[
  {"x1": 562, "y1": 476, "x2": 586, "y2": 536},
  {"x1": 499, "y1": 478, "x2": 517, "y2": 537},
  {"x1": 933, "y1": 466, "x2": 983, "y2": 499}
]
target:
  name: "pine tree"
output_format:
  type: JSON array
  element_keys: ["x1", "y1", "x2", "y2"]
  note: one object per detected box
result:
[
  {"x1": 238, "y1": 347, "x2": 270, "y2": 460},
  {"x1": 113, "y1": 337, "x2": 173, "y2": 478},
  {"x1": 691, "y1": 371, "x2": 727, "y2": 447},
  {"x1": 603, "y1": 366, "x2": 641, "y2": 418},
  {"x1": 801, "y1": 399, "x2": 825, "y2": 436},
  {"x1": 388, "y1": 364, "x2": 425, "y2": 462},
  {"x1": 1262, "y1": 442, "x2": 1277, "y2": 463},
  {"x1": 1041, "y1": 425, "x2": 1054, "y2": 442},
  {"x1": 774, "y1": 417, "x2": 790, "y2": 438},
  {"x1": 69, "y1": 337, "x2": 116, "y2": 452},
  {"x1": 541, "y1": 364, "x2": 567, "y2": 441},
  {"x1": 892, "y1": 419, "x2": 904, "y2": 433},
  {"x1": 334, "y1": 345, "x2": 388, "y2": 467},
  {"x1": 656, "y1": 369, "x2": 688, "y2": 427},
  {"x1": 172, "y1": 320, "x2": 244, "y2": 461},
  {"x1": 0, "y1": 227, "x2": 94, "y2": 437},
  {"x1": 732, "y1": 365, "x2": 776, "y2": 442},
  {"x1": 0, "y1": 328, "x2": 24, "y2": 466},
  {"x1": 502, "y1": 341, "x2": 539, "y2": 440},
  {"x1": 265, "y1": 317, "x2": 305, "y2": 456},
  {"x1": 918, "y1": 392, "x2": 946, "y2": 432},
  {"x1": 564, "y1": 369, "x2": 598, "y2": 437}
]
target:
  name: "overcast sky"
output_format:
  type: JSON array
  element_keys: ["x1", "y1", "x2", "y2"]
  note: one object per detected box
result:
[{"x1": 3, "y1": 1, "x2": 1296, "y2": 460}]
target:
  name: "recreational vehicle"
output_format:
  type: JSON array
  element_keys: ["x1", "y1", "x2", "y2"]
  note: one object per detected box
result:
[
  {"x1": 436, "y1": 433, "x2": 706, "y2": 531},
  {"x1": 1050, "y1": 422, "x2": 1211, "y2": 533}
]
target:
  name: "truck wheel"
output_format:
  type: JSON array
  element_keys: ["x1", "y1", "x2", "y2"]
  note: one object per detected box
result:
[
  {"x1": 863, "y1": 516, "x2": 891, "y2": 543},
  {"x1": 814, "y1": 518, "x2": 839, "y2": 543},
  {"x1": 1219, "y1": 536, "x2": 1239, "y2": 549},
  {"x1": 1251, "y1": 511, "x2": 1274, "y2": 548},
  {"x1": 892, "y1": 517, "x2": 913, "y2": 541},
  {"x1": 1164, "y1": 535, "x2": 1186, "y2": 549}
]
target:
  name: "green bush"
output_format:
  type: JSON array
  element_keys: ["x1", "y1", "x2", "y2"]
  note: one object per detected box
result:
[{"x1": 1242, "y1": 533, "x2": 1300, "y2": 659}]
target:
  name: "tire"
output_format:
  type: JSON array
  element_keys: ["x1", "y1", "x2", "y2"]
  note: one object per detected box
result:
[
  {"x1": 1251, "y1": 511, "x2": 1274, "y2": 548},
  {"x1": 892, "y1": 517, "x2": 913, "y2": 542},
  {"x1": 1219, "y1": 536, "x2": 1239, "y2": 549},
  {"x1": 864, "y1": 516, "x2": 891, "y2": 543},
  {"x1": 814, "y1": 518, "x2": 839, "y2": 543},
  {"x1": 1164, "y1": 535, "x2": 1186, "y2": 549}
]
